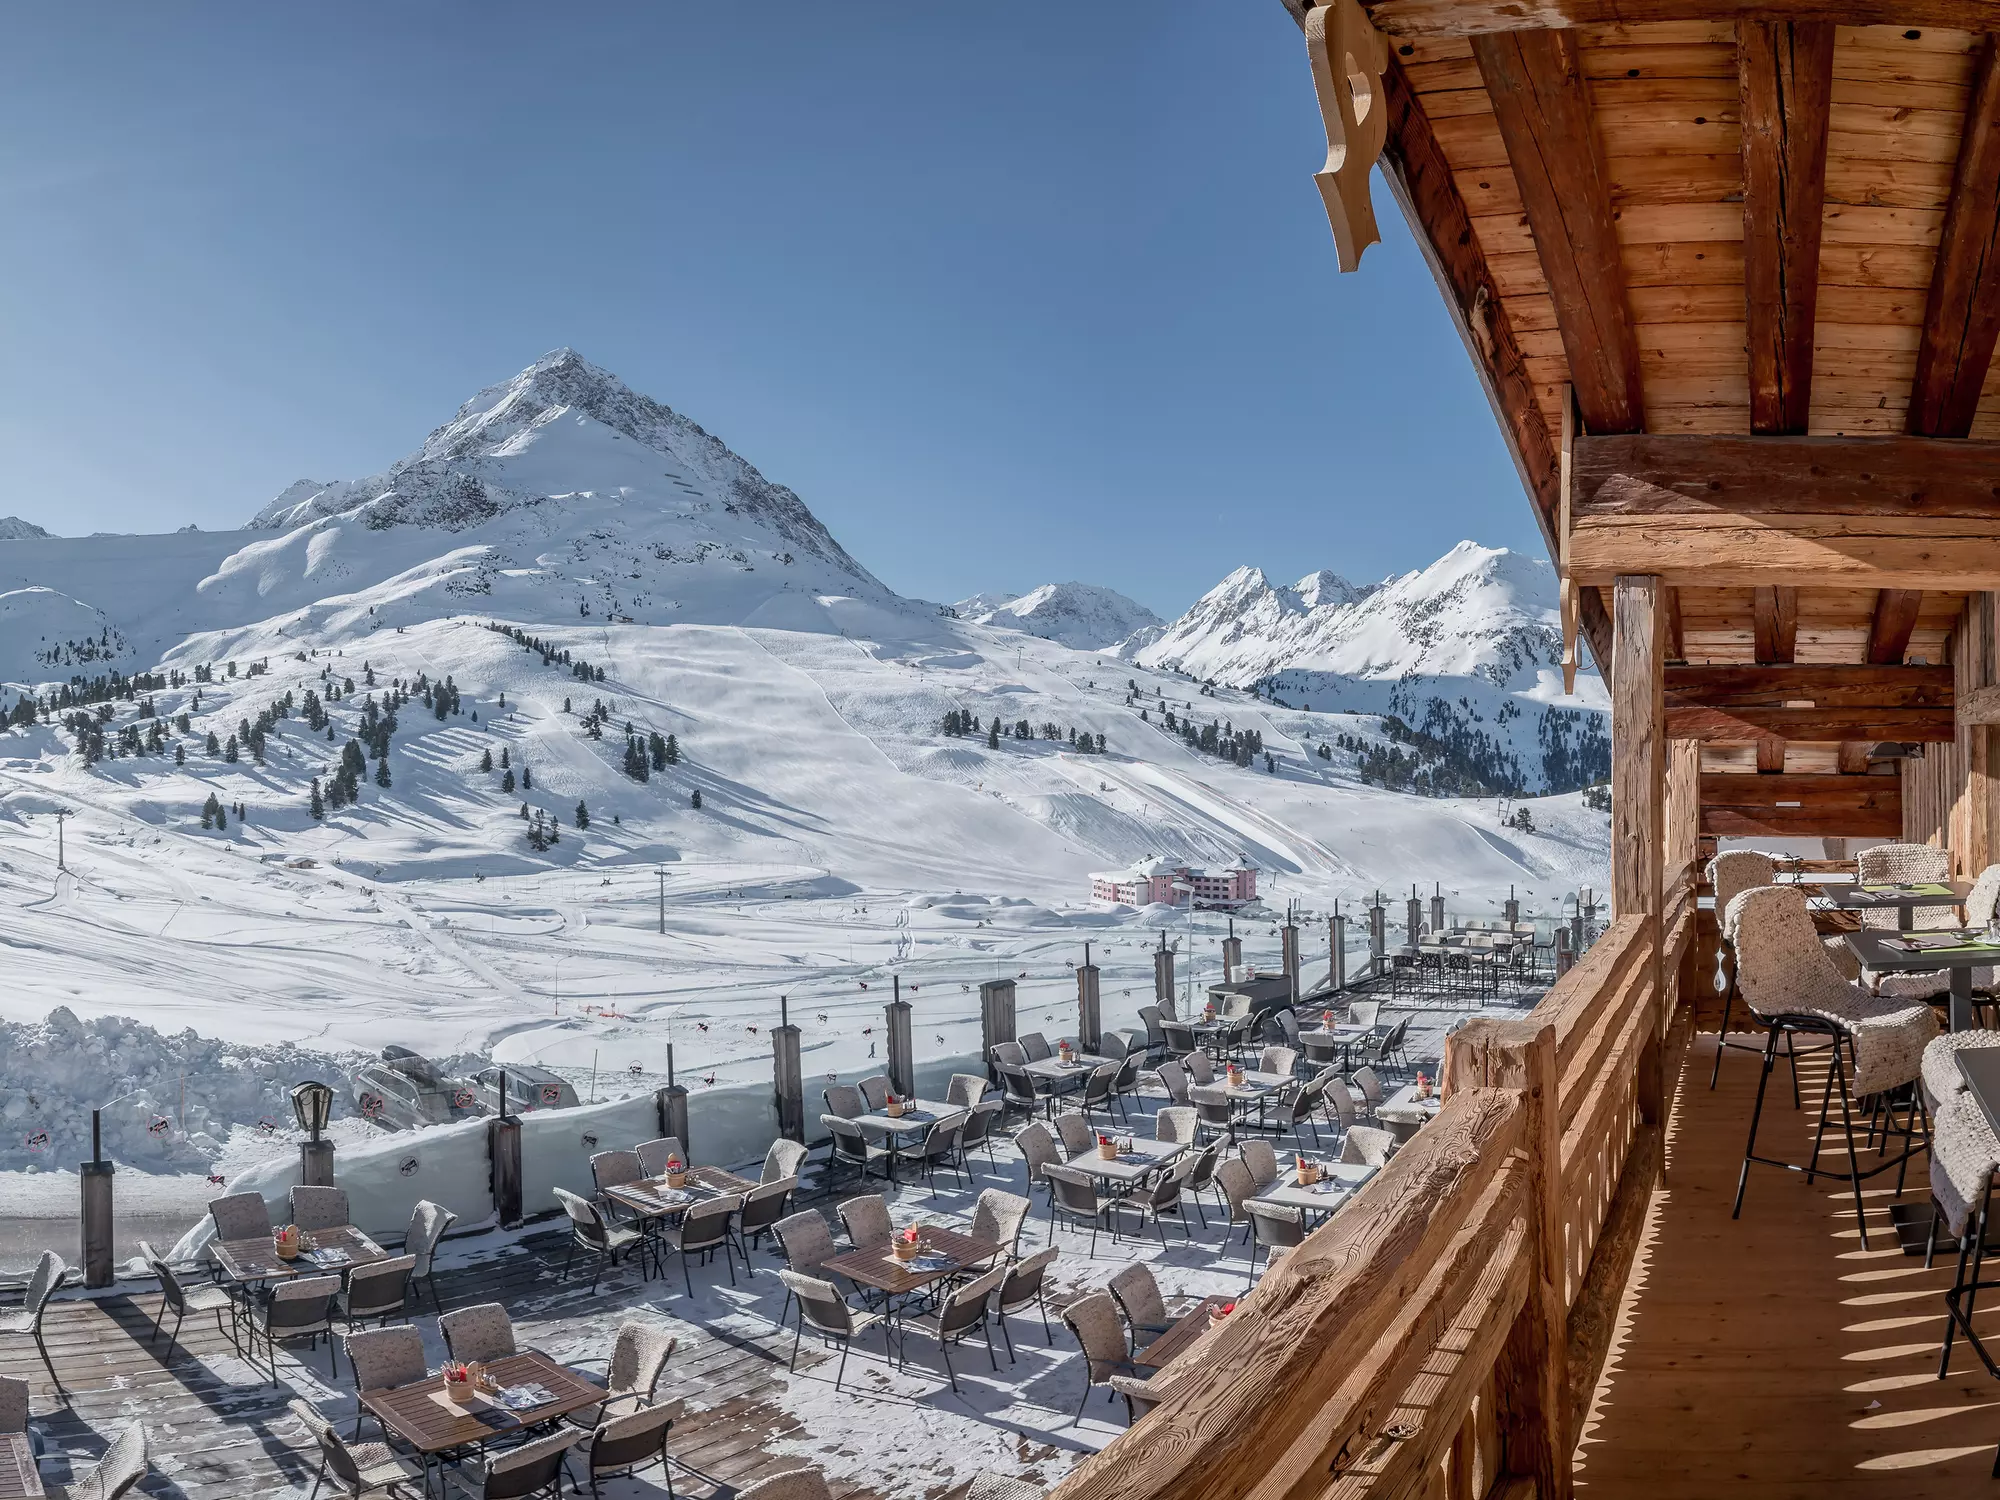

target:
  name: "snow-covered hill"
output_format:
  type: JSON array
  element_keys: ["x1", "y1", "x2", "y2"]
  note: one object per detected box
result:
[{"x1": 956, "y1": 582, "x2": 1162, "y2": 652}]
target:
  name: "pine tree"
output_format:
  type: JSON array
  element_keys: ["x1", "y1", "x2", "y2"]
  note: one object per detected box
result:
[
  {"x1": 174, "y1": 744, "x2": 185, "y2": 765},
  {"x1": 521, "y1": 766, "x2": 532, "y2": 789},
  {"x1": 563, "y1": 697, "x2": 572, "y2": 714},
  {"x1": 201, "y1": 793, "x2": 218, "y2": 829},
  {"x1": 987, "y1": 719, "x2": 1000, "y2": 749},
  {"x1": 480, "y1": 748, "x2": 492, "y2": 772},
  {"x1": 309, "y1": 778, "x2": 324, "y2": 820},
  {"x1": 215, "y1": 803, "x2": 227, "y2": 830},
  {"x1": 575, "y1": 800, "x2": 589, "y2": 829},
  {"x1": 206, "y1": 730, "x2": 220, "y2": 755},
  {"x1": 375, "y1": 759, "x2": 391, "y2": 788},
  {"x1": 502, "y1": 769, "x2": 515, "y2": 793},
  {"x1": 690, "y1": 788, "x2": 702, "y2": 810},
  {"x1": 500, "y1": 747, "x2": 510, "y2": 768},
  {"x1": 664, "y1": 734, "x2": 679, "y2": 765},
  {"x1": 224, "y1": 735, "x2": 238, "y2": 763}
]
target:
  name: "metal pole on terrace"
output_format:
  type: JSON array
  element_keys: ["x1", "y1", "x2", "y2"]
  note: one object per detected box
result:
[
  {"x1": 80, "y1": 1107, "x2": 114, "y2": 1289},
  {"x1": 773, "y1": 995, "x2": 805, "y2": 1142},
  {"x1": 1076, "y1": 941, "x2": 1101, "y2": 1053},
  {"x1": 1331, "y1": 902, "x2": 1348, "y2": 993},
  {"x1": 1153, "y1": 934, "x2": 1175, "y2": 1017},
  {"x1": 656, "y1": 1043, "x2": 689, "y2": 1154},
  {"x1": 885, "y1": 975, "x2": 914, "y2": 1098}
]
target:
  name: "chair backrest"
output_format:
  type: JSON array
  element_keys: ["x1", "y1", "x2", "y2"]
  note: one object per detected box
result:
[
  {"x1": 1190, "y1": 1085, "x2": 1234, "y2": 1127},
  {"x1": 266, "y1": 1274, "x2": 342, "y2": 1334},
  {"x1": 781, "y1": 1271, "x2": 858, "y2": 1337},
  {"x1": 970, "y1": 1189, "x2": 1030, "y2": 1255},
  {"x1": 764, "y1": 1137, "x2": 810, "y2": 1184},
  {"x1": 1019, "y1": 1033, "x2": 1053, "y2": 1062},
  {"x1": 1113, "y1": 1053, "x2": 1143, "y2": 1093},
  {"x1": 1060, "y1": 1291, "x2": 1128, "y2": 1379},
  {"x1": 997, "y1": 1064, "x2": 1039, "y2": 1105},
  {"x1": 343, "y1": 1255, "x2": 416, "y2": 1317},
  {"x1": 991, "y1": 1041, "x2": 1028, "y2": 1069},
  {"x1": 961, "y1": 1099, "x2": 1002, "y2": 1146},
  {"x1": 773, "y1": 1210, "x2": 837, "y2": 1276},
  {"x1": 605, "y1": 1322, "x2": 677, "y2": 1403},
  {"x1": 822, "y1": 1115, "x2": 871, "y2": 1163},
  {"x1": 209, "y1": 1192, "x2": 271, "y2": 1241},
  {"x1": 968, "y1": 1476, "x2": 1045, "y2": 1500},
  {"x1": 636, "y1": 1137, "x2": 686, "y2": 1177},
  {"x1": 554, "y1": 1186, "x2": 609, "y2": 1248},
  {"x1": 1156, "y1": 1106, "x2": 1197, "y2": 1145},
  {"x1": 1043, "y1": 1162, "x2": 1100, "y2": 1214},
  {"x1": 1729, "y1": 884, "x2": 1885, "y2": 1023},
  {"x1": 440, "y1": 1302, "x2": 517, "y2": 1363},
  {"x1": 405, "y1": 1199, "x2": 457, "y2": 1276},
  {"x1": 288, "y1": 1185, "x2": 350, "y2": 1232},
  {"x1": 677, "y1": 1195, "x2": 740, "y2": 1253},
  {"x1": 1162, "y1": 1021, "x2": 1198, "y2": 1055},
  {"x1": 1016, "y1": 1122, "x2": 1059, "y2": 1183},
  {"x1": 589, "y1": 1398, "x2": 682, "y2": 1477},
  {"x1": 998, "y1": 1245, "x2": 1059, "y2": 1310},
  {"x1": 591, "y1": 1150, "x2": 645, "y2": 1195},
  {"x1": 1223, "y1": 994, "x2": 1253, "y2": 1018},
  {"x1": 857, "y1": 1074, "x2": 891, "y2": 1109},
  {"x1": 1156, "y1": 1058, "x2": 1190, "y2": 1105},
  {"x1": 1215, "y1": 1156, "x2": 1257, "y2": 1219},
  {"x1": 1259, "y1": 1045, "x2": 1297, "y2": 1076},
  {"x1": 915, "y1": 1117, "x2": 962, "y2": 1158},
  {"x1": 76, "y1": 1421, "x2": 148, "y2": 1500},
  {"x1": 19, "y1": 1250, "x2": 62, "y2": 1322},
  {"x1": 737, "y1": 1467, "x2": 835, "y2": 1500},
  {"x1": 1185, "y1": 1052, "x2": 1215, "y2": 1086},
  {"x1": 940, "y1": 1263, "x2": 1009, "y2": 1336},
  {"x1": 0, "y1": 1374, "x2": 27, "y2": 1435},
  {"x1": 1247, "y1": 1199, "x2": 1307, "y2": 1248},
  {"x1": 1095, "y1": 1031, "x2": 1129, "y2": 1062},
  {"x1": 1708, "y1": 850, "x2": 1777, "y2": 920},
  {"x1": 947, "y1": 1072, "x2": 990, "y2": 1108},
  {"x1": 1148, "y1": 1155, "x2": 1196, "y2": 1208},
  {"x1": 1187, "y1": 1141, "x2": 1222, "y2": 1191},
  {"x1": 1139, "y1": 1006, "x2": 1167, "y2": 1047},
  {"x1": 1053, "y1": 1112, "x2": 1094, "y2": 1159},
  {"x1": 291, "y1": 1397, "x2": 366, "y2": 1489},
  {"x1": 1348, "y1": 1000, "x2": 1379, "y2": 1030},
  {"x1": 480, "y1": 1426, "x2": 583, "y2": 1499},
  {"x1": 837, "y1": 1194, "x2": 893, "y2": 1249},
  {"x1": 1241, "y1": 1139, "x2": 1278, "y2": 1188},
  {"x1": 822, "y1": 1084, "x2": 865, "y2": 1120},
  {"x1": 1352, "y1": 1066, "x2": 1383, "y2": 1105},
  {"x1": 344, "y1": 1323, "x2": 427, "y2": 1393},
  {"x1": 1969, "y1": 863, "x2": 2000, "y2": 928},
  {"x1": 741, "y1": 1178, "x2": 796, "y2": 1234},
  {"x1": 1325, "y1": 1078, "x2": 1359, "y2": 1128},
  {"x1": 1340, "y1": 1126, "x2": 1396, "y2": 1166},
  {"x1": 1858, "y1": 842, "x2": 1957, "y2": 930},
  {"x1": 1108, "y1": 1262, "x2": 1167, "y2": 1332}
]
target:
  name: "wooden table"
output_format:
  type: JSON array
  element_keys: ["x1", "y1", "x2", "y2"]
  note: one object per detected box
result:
[
  {"x1": 0, "y1": 1433, "x2": 42, "y2": 1499},
  {"x1": 212, "y1": 1224, "x2": 391, "y2": 1284},
  {"x1": 1845, "y1": 928, "x2": 1999, "y2": 1032},
  {"x1": 821, "y1": 1225, "x2": 1000, "y2": 1301},
  {"x1": 362, "y1": 1350, "x2": 602, "y2": 1494},
  {"x1": 1134, "y1": 1294, "x2": 1235, "y2": 1371}
]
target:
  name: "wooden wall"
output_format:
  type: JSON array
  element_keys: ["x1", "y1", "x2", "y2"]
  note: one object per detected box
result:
[{"x1": 1903, "y1": 592, "x2": 1999, "y2": 873}]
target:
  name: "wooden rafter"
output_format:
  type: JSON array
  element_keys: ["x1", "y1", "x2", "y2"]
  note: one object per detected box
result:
[
  {"x1": 1752, "y1": 587, "x2": 1799, "y2": 664},
  {"x1": 1573, "y1": 433, "x2": 2000, "y2": 513},
  {"x1": 1866, "y1": 590, "x2": 1924, "y2": 666},
  {"x1": 1666, "y1": 704, "x2": 1955, "y2": 742},
  {"x1": 1664, "y1": 587, "x2": 1685, "y2": 665},
  {"x1": 1910, "y1": 34, "x2": 2000, "y2": 438},
  {"x1": 1362, "y1": 0, "x2": 2000, "y2": 37},
  {"x1": 1472, "y1": 30, "x2": 1644, "y2": 435},
  {"x1": 1700, "y1": 771, "x2": 1902, "y2": 836},
  {"x1": 1665, "y1": 665, "x2": 1954, "y2": 708},
  {"x1": 1738, "y1": 20, "x2": 1833, "y2": 436}
]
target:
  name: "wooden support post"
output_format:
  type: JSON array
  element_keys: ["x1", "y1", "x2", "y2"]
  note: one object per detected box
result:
[
  {"x1": 1153, "y1": 943, "x2": 1176, "y2": 1013},
  {"x1": 489, "y1": 1110, "x2": 523, "y2": 1230},
  {"x1": 299, "y1": 1139, "x2": 335, "y2": 1188},
  {"x1": 1281, "y1": 922, "x2": 1300, "y2": 1003},
  {"x1": 979, "y1": 978, "x2": 1017, "y2": 1080},
  {"x1": 774, "y1": 997, "x2": 806, "y2": 1143},
  {"x1": 1331, "y1": 912, "x2": 1349, "y2": 992},
  {"x1": 80, "y1": 1156, "x2": 114, "y2": 1291},
  {"x1": 1505, "y1": 886, "x2": 1521, "y2": 928},
  {"x1": 885, "y1": 977, "x2": 914, "y2": 1100},
  {"x1": 1613, "y1": 576, "x2": 1668, "y2": 1133},
  {"x1": 1555, "y1": 925, "x2": 1572, "y2": 977},
  {"x1": 1077, "y1": 945, "x2": 1102, "y2": 1052},
  {"x1": 1407, "y1": 891, "x2": 1424, "y2": 948},
  {"x1": 1439, "y1": 1019, "x2": 1571, "y2": 1500},
  {"x1": 1430, "y1": 887, "x2": 1447, "y2": 934},
  {"x1": 655, "y1": 1077, "x2": 689, "y2": 1158}
]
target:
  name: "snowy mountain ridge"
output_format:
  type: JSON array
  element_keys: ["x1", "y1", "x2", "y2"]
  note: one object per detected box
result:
[{"x1": 956, "y1": 581, "x2": 1163, "y2": 652}]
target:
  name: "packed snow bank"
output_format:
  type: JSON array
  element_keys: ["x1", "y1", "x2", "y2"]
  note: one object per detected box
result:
[{"x1": 0, "y1": 1007, "x2": 362, "y2": 1172}]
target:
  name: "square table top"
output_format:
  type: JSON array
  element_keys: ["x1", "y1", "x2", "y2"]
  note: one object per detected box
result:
[
  {"x1": 821, "y1": 1224, "x2": 1000, "y2": 1297},
  {"x1": 1220, "y1": 1070, "x2": 1292, "y2": 1099},
  {"x1": 1297, "y1": 1025, "x2": 1371, "y2": 1043},
  {"x1": 1378, "y1": 1084, "x2": 1443, "y2": 1124},
  {"x1": 212, "y1": 1224, "x2": 391, "y2": 1284},
  {"x1": 1844, "y1": 929, "x2": 2000, "y2": 973},
  {"x1": 1134, "y1": 1294, "x2": 1236, "y2": 1371},
  {"x1": 1021, "y1": 1054, "x2": 1110, "y2": 1081},
  {"x1": 604, "y1": 1164, "x2": 755, "y2": 1217},
  {"x1": 1816, "y1": 880, "x2": 1970, "y2": 910},
  {"x1": 1254, "y1": 1161, "x2": 1379, "y2": 1214},
  {"x1": 0, "y1": 1432, "x2": 43, "y2": 1500},
  {"x1": 1063, "y1": 1137, "x2": 1188, "y2": 1183},
  {"x1": 362, "y1": 1350, "x2": 603, "y2": 1456},
  {"x1": 849, "y1": 1099, "x2": 965, "y2": 1135}
]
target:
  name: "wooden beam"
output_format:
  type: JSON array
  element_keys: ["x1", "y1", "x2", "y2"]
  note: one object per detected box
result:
[
  {"x1": 1867, "y1": 590, "x2": 1925, "y2": 666},
  {"x1": 1612, "y1": 575, "x2": 1665, "y2": 929},
  {"x1": 1572, "y1": 516, "x2": 2000, "y2": 591},
  {"x1": 1664, "y1": 587, "x2": 1685, "y2": 664},
  {"x1": 1700, "y1": 771, "x2": 1902, "y2": 836},
  {"x1": 1752, "y1": 586, "x2": 1799, "y2": 664},
  {"x1": 1362, "y1": 0, "x2": 2000, "y2": 38},
  {"x1": 1960, "y1": 683, "x2": 2000, "y2": 725},
  {"x1": 1473, "y1": 30, "x2": 1644, "y2": 435},
  {"x1": 1838, "y1": 742, "x2": 1873, "y2": 774},
  {"x1": 1574, "y1": 433, "x2": 2000, "y2": 517},
  {"x1": 1911, "y1": 36, "x2": 2000, "y2": 439},
  {"x1": 1738, "y1": 21, "x2": 1833, "y2": 436},
  {"x1": 1665, "y1": 703, "x2": 1957, "y2": 743},
  {"x1": 1665, "y1": 664, "x2": 1954, "y2": 709}
]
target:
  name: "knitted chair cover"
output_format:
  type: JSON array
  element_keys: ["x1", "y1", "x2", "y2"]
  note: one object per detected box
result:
[
  {"x1": 1856, "y1": 843, "x2": 1956, "y2": 930},
  {"x1": 1875, "y1": 858, "x2": 2000, "y2": 1000},
  {"x1": 1709, "y1": 850, "x2": 1777, "y2": 923},
  {"x1": 1727, "y1": 885, "x2": 1937, "y2": 1097},
  {"x1": 1921, "y1": 1031, "x2": 2000, "y2": 1115},
  {"x1": 1931, "y1": 1093, "x2": 2000, "y2": 1239}
]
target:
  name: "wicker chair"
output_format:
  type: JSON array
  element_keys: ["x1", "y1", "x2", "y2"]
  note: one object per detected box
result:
[
  {"x1": 959, "y1": 1098, "x2": 1005, "y2": 1171},
  {"x1": 899, "y1": 1263, "x2": 1009, "y2": 1393},
  {"x1": 250, "y1": 1274, "x2": 343, "y2": 1384},
  {"x1": 820, "y1": 1084, "x2": 865, "y2": 1120},
  {"x1": 635, "y1": 1137, "x2": 685, "y2": 1177},
  {"x1": 737, "y1": 1469, "x2": 834, "y2": 1500},
  {"x1": 1016, "y1": 1121, "x2": 1061, "y2": 1228},
  {"x1": 779, "y1": 1272, "x2": 889, "y2": 1391},
  {"x1": 1707, "y1": 849, "x2": 1780, "y2": 1088},
  {"x1": 1245, "y1": 1199, "x2": 1307, "y2": 1277},
  {"x1": 1111, "y1": 1156, "x2": 1198, "y2": 1245},
  {"x1": 1044, "y1": 1163, "x2": 1117, "y2": 1256},
  {"x1": 289, "y1": 1396, "x2": 422, "y2": 1498},
  {"x1": 343, "y1": 1324, "x2": 428, "y2": 1439},
  {"x1": 1106, "y1": 1263, "x2": 1173, "y2": 1355},
  {"x1": 439, "y1": 1302, "x2": 518, "y2": 1364},
  {"x1": 1340, "y1": 1126, "x2": 1396, "y2": 1167},
  {"x1": 553, "y1": 1186, "x2": 646, "y2": 1292},
  {"x1": 62, "y1": 1421, "x2": 148, "y2": 1500},
  {"x1": 772, "y1": 1209, "x2": 838, "y2": 1325},
  {"x1": 336, "y1": 1254, "x2": 417, "y2": 1331},
  {"x1": 0, "y1": 1375, "x2": 25, "y2": 1436},
  {"x1": 764, "y1": 1138, "x2": 810, "y2": 1184},
  {"x1": 1214, "y1": 1157, "x2": 1259, "y2": 1257},
  {"x1": 821, "y1": 1115, "x2": 892, "y2": 1189},
  {"x1": 1052, "y1": 1112, "x2": 1095, "y2": 1160},
  {"x1": 1240, "y1": 1139, "x2": 1280, "y2": 1190},
  {"x1": 1059, "y1": 1291, "x2": 1145, "y2": 1425},
  {"x1": 1728, "y1": 883, "x2": 1937, "y2": 1247},
  {"x1": 967, "y1": 1474, "x2": 1044, "y2": 1500},
  {"x1": 1155, "y1": 1106, "x2": 1197, "y2": 1145},
  {"x1": 208, "y1": 1191, "x2": 272, "y2": 1242},
  {"x1": 575, "y1": 1399, "x2": 681, "y2": 1497},
  {"x1": 993, "y1": 1246, "x2": 1060, "y2": 1361},
  {"x1": 440, "y1": 1425, "x2": 581, "y2": 1498},
  {"x1": 1922, "y1": 1031, "x2": 2000, "y2": 1116},
  {"x1": 658, "y1": 1195, "x2": 742, "y2": 1297},
  {"x1": 1878, "y1": 860, "x2": 2000, "y2": 1014},
  {"x1": 289, "y1": 1186, "x2": 350, "y2": 1231},
  {"x1": 1930, "y1": 1094, "x2": 2000, "y2": 1412},
  {"x1": 837, "y1": 1194, "x2": 894, "y2": 1250},
  {"x1": 894, "y1": 1116, "x2": 965, "y2": 1196},
  {"x1": 1154, "y1": 1058, "x2": 1191, "y2": 1107},
  {"x1": 139, "y1": 1241, "x2": 234, "y2": 1364},
  {"x1": 565, "y1": 1321, "x2": 677, "y2": 1429},
  {"x1": 857, "y1": 1074, "x2": 891, "y2": 1110},
  {"x1": 1258, "y1": 1045, "x2": 1297, "y2": 1077},
  {"x1": 1190, "y1": 1085, "x2": 1236, "y2": 1145},
  {"x1": 736, "y1": 1177, "x2": 797, "y2": 1262},
  {"x1": 403, "y1": 1199, "x2": 456, "y2": 1312},
  {"x1": 969, "y1": 1189, "x2": 1032, "y2": 1263}
]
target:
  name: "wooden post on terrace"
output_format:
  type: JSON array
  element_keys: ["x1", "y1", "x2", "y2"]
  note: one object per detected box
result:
[
  {"x1": 1505, "y1": 884, "x2": 1520, "y2": 928},
  {"x1": 1077, "y1": 942, "x2": 1102, "y2": 1052},
  {"x1": 1441, "y1": 1017, "x2": 1572, "y2": 1500},
  {"x1": 1612, "y1": 576, "x2": 1667, "y2": 1131},
  {"x1": 1330, "y1": 907, "x2": 1348, "y2": 991},
  {"x1": 774, "y1": 996, "x2": 805, "y2": 1143},
  {"x1": 883, "y1": 977, "x2": 914, "y2": 1100},
  {"x1": 1406, "y1": 887, "x2": 1424, "y2": 947},
  {"x1": 1368, "y1": 892, "x2": 1387, "y2": 974},
  {"x1": 978, "y1": 978, "x2": 1016, "y2": 1081},
  {"x1": 1153, "y1": 937, "x2": 1175, "y2": 1012},
  {"x1": 1429, "y1": 883, "x2": 1446, "y2": 933},
  {"x1": 489, "y1": 1075, "x2": 523, "y2": 1229},
  {"x1": 654, "y1": 1044, "x2": 689, "y2": 1158},
  {"x1": 1280, "y1": 920, "x2": 1300, "y2": 1003}
]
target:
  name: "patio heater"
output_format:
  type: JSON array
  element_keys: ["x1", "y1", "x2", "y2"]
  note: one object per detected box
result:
[
  {"x1": 1504, "y1": 885, "x2": 1520, "y2": 929},
  {"x1": 1367, "y1": 891, "x2": 1387, "y2": 975},
  {"x1": 1429, "y1": 883, "x2": 1446, "y2": 935},
  {"x1": 1406, "y1": 886, "x2": 1424, "y2": 949},
  {"x1": 1570, "y1": 890, "x2": 1588, "y2": 954},
  {"x1": 292, "y1": 1079, "x2": 336, "y2": 1187}
]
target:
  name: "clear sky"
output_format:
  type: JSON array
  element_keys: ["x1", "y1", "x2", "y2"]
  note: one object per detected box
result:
[{"x1": 0, "y1": 4, "x2": 1535, "y2": 620}]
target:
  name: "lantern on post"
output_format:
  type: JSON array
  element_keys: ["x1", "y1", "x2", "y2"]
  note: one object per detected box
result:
[{"x1": 292, "y1": 1080, "x2": 335, "y2": 1187}]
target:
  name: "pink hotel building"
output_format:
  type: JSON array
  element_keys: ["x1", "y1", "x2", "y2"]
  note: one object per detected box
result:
[{"x1": 1089, "y1": 856, "x2": 1258, "y2": 910}]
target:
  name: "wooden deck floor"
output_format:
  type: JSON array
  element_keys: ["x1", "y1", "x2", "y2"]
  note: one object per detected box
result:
[{"x1": 1577, "y1": 1029, "x2": 2000, "y2": 1498}]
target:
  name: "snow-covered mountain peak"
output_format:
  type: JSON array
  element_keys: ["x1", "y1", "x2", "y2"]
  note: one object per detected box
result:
[
  {"x1": 1292, "y1": 568, "x2": 1368, "y2": 610},
  {"x1": 0, "y1": 517, "x2": 53, "y2": 541},
  {"x1": 960, "y1": 581, "x2": 1162, "y2": 652}
]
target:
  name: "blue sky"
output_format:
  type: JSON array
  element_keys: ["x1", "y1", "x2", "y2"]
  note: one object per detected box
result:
[{"x1": 0, "y1": 4, "x2": 1535, "y2": 619}]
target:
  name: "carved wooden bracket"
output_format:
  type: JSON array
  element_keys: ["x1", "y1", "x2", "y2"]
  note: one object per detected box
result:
[{"x1": 1308, "y1": 0, "x2": 1391, "y2": 271}]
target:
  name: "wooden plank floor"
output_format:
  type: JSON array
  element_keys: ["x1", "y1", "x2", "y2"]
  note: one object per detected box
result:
[{"x1": 1577, "y1": 1029, "x2": 2000, "y2": 1498}]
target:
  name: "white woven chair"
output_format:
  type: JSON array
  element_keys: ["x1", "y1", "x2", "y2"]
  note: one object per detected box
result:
[
  {"x1": 1931, "y1": 1094, "x2": 2000, "y2": 1410},
  {"x1": 63, "y1": 1422, "x2": 148, "y2": 1500},
  {"x1": 1707, "y1": 849, "x2": 1777, "y2": 1089}
]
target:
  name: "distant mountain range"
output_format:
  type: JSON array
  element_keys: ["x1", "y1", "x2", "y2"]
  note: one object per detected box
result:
[{"x1": 953, "y1": 582, "x2": 1162, "y2": 653}]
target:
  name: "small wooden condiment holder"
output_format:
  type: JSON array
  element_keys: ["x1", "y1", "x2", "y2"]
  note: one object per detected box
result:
[
  {"x1": 886, "y1": 1099, "x2": 906, "y2": 1119},
  {"x1": 892, "y1": 1237, "x2": 921, "y2": 1262},
  {"x1": 1096, "y1": 1140, "x2": 1118, "y2": 1160}
]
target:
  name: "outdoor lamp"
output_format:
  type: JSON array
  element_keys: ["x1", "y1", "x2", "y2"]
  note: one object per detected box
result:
[{"x1": 291, "y1": 1080, "x2": 334, "y2": 1141}]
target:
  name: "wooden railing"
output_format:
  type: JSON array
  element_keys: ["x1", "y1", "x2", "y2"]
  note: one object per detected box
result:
[{"x1": 1051, "y1": 913, "x2": 1667, "y2": 1500}]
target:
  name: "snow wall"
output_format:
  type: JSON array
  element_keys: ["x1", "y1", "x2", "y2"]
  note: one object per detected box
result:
[{"x1": 166, "y1": 1048, "x2": 993, "y2": 1261}]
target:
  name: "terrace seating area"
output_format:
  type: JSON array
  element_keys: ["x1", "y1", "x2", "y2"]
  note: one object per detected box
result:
[{"x1": 0, "y1": 994, "x2": 1473, "y2": 1499}]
